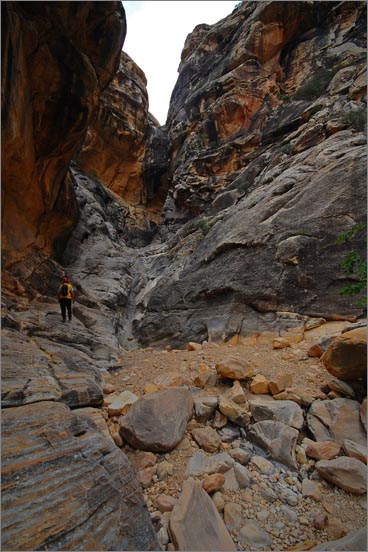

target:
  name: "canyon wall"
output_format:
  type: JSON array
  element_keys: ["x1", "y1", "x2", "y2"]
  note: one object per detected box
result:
[
  {"x1": 77, "y1": 52, "x2": 169, "y2": 243},
  {"x1": 1, "y1": 1, "x2": 126, "y2": 273}
]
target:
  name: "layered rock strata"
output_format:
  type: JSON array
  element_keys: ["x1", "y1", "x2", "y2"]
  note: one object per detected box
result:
[
  {"x1": 77, "y1": 52, "x2": 169, "y2": 244},
  {"x1": 1, "y1": 0, "x2": 126, "y2": 272}
]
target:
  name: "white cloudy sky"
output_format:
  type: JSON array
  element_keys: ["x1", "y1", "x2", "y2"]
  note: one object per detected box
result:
[{"x1": 122, "y1": 1, "x2": 238, "y2": 124}]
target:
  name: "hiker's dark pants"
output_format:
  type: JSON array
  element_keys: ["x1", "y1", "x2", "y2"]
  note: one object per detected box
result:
[{"x1": 59, "y1": 298, "x2": 72, "y2": 321}]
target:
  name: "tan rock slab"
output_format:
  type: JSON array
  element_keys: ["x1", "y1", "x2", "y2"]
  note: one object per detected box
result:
[
  {"x1": 269, "y1": 374, "x2": 293, "y2": 395},
  {"x1": 321, "y1": 328, "x2": 367, "y2": 381},
  {"x1": 216, "y1": 357, "x2": 255, "y2": 380},
  {"x1": 306, "y1": 440, "x2": 341, "y2": 461},
  {"x1": 226, "y1": 379, "x2": 246, "y2": 403},
  {"x1": 191, "y1": 426, "x2": 222, "y2": 453},
  {"x1": 218, "y1": 396, "x2": 250, "y2": 427},
  {"x1": 130, "y1": 451, "x2": 157, "y2": 472},
  {"x1": 250, "y1": 374, "x2": 270, "y2": 394},
  {"x1": 108, "y1": 390, "x2": 138, "y2": 416},
  {"x1": 169, "y1": 478, "x2": 236, "y2": 551}
]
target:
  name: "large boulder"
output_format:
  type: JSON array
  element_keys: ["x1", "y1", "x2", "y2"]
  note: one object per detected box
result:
[
  {"x1": 169, "y1": 478, "x2": 236, "y2": 551},
  {"x1": 1, "y1": 402, "x2": 160, "y2": 551},
  {"x1": 312, "y1": 526, "x2": 367, "y2": 551},
  {"x1": 316, "y1": 457, "x2": 367, "y2": 494},
  {"x1": 321, "y1": 328, "x2": 367, "y2": 381},
  {"x1": 119, "y1": 387, "x2": 193, "y2": 452},
  {"x1": 249, "y1": 396, "x2": 304, "y2": 429},
  {"x1": 248, "y1": 420, "x2": 299, "y2": 469},
  {"x1": 307, "y1": 398, "x2": 367, "y2": 446}
]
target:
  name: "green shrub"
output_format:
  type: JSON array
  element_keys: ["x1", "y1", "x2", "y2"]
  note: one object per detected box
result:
[
  {"x1": 341, "y1": 108, "x2": 367, "y2": 132},
  {"x1": 292, "y1": 67, "x2": 339, "y2": 101},
  {"x1": 336, "y1": 223, "x2": 367, "y2": 307},
  {"x1": 194, "y1": 218, "x2": 215, "y2": 235}
]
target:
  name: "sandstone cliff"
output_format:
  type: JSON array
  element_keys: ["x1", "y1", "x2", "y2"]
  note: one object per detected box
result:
[
  {"x1": 1, "y1": 1, "x2": 126, "y2": 272},
  {"x1": 77, "y1": 51, "x2": 169, "y2": 245}
]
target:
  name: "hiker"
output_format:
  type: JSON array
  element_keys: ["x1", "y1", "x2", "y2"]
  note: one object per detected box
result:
[{"x1": 57, "y1": 276, "x2": 75, "y2": 323}]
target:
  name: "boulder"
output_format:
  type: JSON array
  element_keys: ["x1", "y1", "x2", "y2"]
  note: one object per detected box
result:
[
  {"x1": 1, "y1": 402, "x2": 159, "y2": 551},
  {"x1": 218, "y1": 396, "x2": 251, "y2": 427},
  {"x1": 238, "y1": 520, "x2": 272, "y2": 549},
  {"x1": 169, "y1": 478, "x2": 236, "y2": 551},
  {"x1": 269, "y1": 374, "x2": 293, "y2": 396},
  {"x1": 307, "y1": 398, "x2": 367, "y2": 446},
  {"x1": 224, "y1": 502, "x2": 242, "y2": 531},
  {"x1": 249, "y1": 396, "x2": 304, "y2": 429},
  {"x1": 305, "y1": 441, "x2": 341, "y2": 461},
  {"x1": 191, "y1": 426, "x2": 222, "y2": 453},
  {"x1": 316, "y1": 457, "x2": 367, "y2": 494},
  {"x1": 342, "y1": 439, "x2": 367, "y2": 464},
  {"x1": 250, "y1": 374, "x2": 270, "y2": 394},
  {"x1": 216, "y1": 357, "x2": 255, "y2": 380},
  {"x1": 202, "y1": 473, "x2": 225, "y2": 494},
  {"x1": 248, "y1": 421, "x2": 299, "y2": 469},
  {"x1": 194, "y1": 396, "x2": 218, "y2": 422},
  {"x1": 312, "y1": 526, "x2": 367, "y2": 550},
  {"x1": 185, "y1": 451, "x2": 234, "y2": 477},
  {"x1": 321, "y1": 328, "x2": 367, "y2": 381},
  {"x1": 226, "y1": 380, "x2": 246, "y2": 403},
  {"x1": 108, "y1": 390, "x2": 138, "y2": 416},
  {"x1": 119, "y1": 387, "x2": 193, "y2": 452}
]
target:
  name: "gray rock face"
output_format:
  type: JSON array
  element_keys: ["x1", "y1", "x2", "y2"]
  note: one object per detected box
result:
[
  {"x1": 1, "y1": 402, "x2": 160, "y2": 551},
  {"x1": 312, "y1": 526, "x2": 367, "y2": 551},
  {"x1": 169, "y1": 478, "x2": 236, "y2": 551},
  {"x1": 307, "y1": 398, "x2": 367, "y2": 446},
  {"x1": 248, "y1": 420, "x2": 299, "y2": 469},
  {"x1": 119, "y1": 387, "x2": 193, "y2": 452},
  {"x1": 249, "y1": 397, "x2": 304, "y2": 429}
]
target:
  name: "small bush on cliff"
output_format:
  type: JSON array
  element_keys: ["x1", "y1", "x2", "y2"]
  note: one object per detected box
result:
[
  {"x1": 336, "y1": 223, "x2": 367, "y2": 307},
  {"x1": 342, "y1": 108, "x2": 367, "y2": 132},
  {"x1": 194, "y1": 218, "x2": 216, "y2": 235},
  {"x1": 292, "y1": 67, "x2": 339, "y2": 101}
]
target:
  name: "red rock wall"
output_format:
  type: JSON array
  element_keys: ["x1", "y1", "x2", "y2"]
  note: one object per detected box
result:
[{"x1": 1, "y1": 2, "x2": 126, "y2": 271}]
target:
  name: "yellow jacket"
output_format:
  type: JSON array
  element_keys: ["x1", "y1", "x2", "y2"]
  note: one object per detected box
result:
[{"x1": 57, "y1": 282, "x2": 75, "y2": 301}]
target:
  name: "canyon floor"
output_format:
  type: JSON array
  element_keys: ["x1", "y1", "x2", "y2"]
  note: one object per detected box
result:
[{"x1": 102, "y1": 321, "x2": 367, "y2": 551}]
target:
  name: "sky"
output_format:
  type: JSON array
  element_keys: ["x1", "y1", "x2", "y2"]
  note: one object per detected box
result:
[{"x1": 122, "y1": 1, "x2": 239, "y2": 124}]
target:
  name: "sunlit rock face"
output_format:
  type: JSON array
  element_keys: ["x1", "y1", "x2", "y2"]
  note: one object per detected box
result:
[
  {"x1": 166, "y1": 0, "x2": 366, "y2": 216},
  {"x1": 1, "y1": 1, "x2": 126, "y2": 273},
  {"x1": 78, "y1": 52, "x2": 169, "y2": 234}
]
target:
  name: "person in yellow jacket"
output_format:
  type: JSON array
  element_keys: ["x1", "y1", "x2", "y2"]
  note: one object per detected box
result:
[{"x1": 57, "y1": 276, "x2": 75, "y2": 323}]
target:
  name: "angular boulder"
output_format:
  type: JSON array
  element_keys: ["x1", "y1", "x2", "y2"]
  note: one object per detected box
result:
[
  {"x1": 218, "y1": 396, "x2": 251, "y2": 427},
  {"x1": 169, "y1": 478, "x2": 236, "y2": 551},
  {"x1": 307, "y1": 398, "x2": 366, "y2": 446},
  {"x1": 119, "y1": 387, "x2": 193, "y2": 452},
  {"x1": 248, "y1": 420, "x2": 299, "y2": 469},
  {"x1": 216, "y1": 357, "x2": 255, "y2": 380},
  {"x1": 186, "y1": 451, "x2": 234, "y2": 477},
  {"x1": 316, "y1": 457, "x2": 367, "y2": 494},
  {"x1": 1, "y1": 402, "x2": 159, "y2": 551},
  {"x1": 321, "y1": 328, "x2": 367, "y2": 381},
  {"x1": 191, "y1": 426, "x2": 222, "y2": 453},
  {"x1": 249, "y1": 396, "x2": 304, "y2": 429},
  {"x1": 342, "y1": 439, "x2": 367, "y2": 465}
]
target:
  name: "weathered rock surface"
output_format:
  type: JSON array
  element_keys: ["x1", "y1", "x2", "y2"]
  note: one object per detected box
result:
[
  {"x1": 249, "y1": 396, "x2": 304, "y2": 429},
  {"x1": 119, "y1": 387, "x2": 193, "y2": 451},
  {"x1": 312, "y1": 526, "x2": 367, "y2": 551},
  {"x1": 169, "y1": 478, "x2": 236, "y2": 551},
  {"x1": 2, "y1": 2, "x2": 126, "y2": 269},
  {"x1": 1, "y1": 402, "x2": 160, "y2": 551},
  {"x1": 248, "y1": 420, "x2": 299, "y2": 468},
  {"x1": 321, "y1": 328, "x2": 367, "y2": 381},
  {"x1": 77, "y1": 52, "x2": 169, "y2": 240},
  {"x1": 307, "y1": 398, "x2": 367, "y2": 446},
  {"x1": 216, "y1": 357, "x2": 255, "y2": 380},
  {"x1": 316, "y1": 457, "x2": 367, "y2": 494}
]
